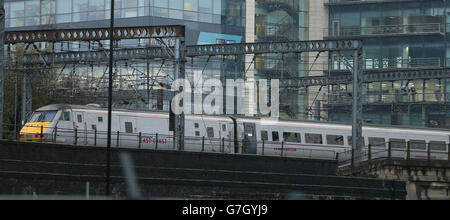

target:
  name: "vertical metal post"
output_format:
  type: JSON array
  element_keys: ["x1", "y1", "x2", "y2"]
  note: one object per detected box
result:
[
  {"x1": 0, "y1": 0, "x2": 4, "y2": 139},
  {"x1": 74, "y1": 128, "x2": 78, "y2": 145},
  {"x1": 281, "y1": 141, "x2": 285, "y2": 157},
  {"x1": 53, "y1": 126, "x2": 57, "y2": 143},
  {"x1": 86, "y1": 182, "x2": 90, "y2": 200},
  {"x1": 427, "y1": 143, "x2": 431, "y2": 162},
  {"x1": 368, "y1": 144, "x2": 372, "y2": 162},
  {"x1": 221, "y1": 138, "x2": 225, "y2": 153},
  {"x1": 388, "y1": 141, "x2": 392, "y2": 159},
  {"x1": 352, "y1": 49, "x2": 363, "y2": 163},
  {"x1": 173, "y1": 37, "x2": 186, "y2": 151},
  {"x1": 138, "y1": 132, "x2": 142, "y2": 149},
  {"x1": 117, "y1": 131, "x2": 120, "y2": 147},
  {"x1": 155, "y1": 133, "x2": 159, "y2": 150},
  {"x1": 94, "y1": 129, "x2": 97, "y2": 146},
  {"x1": 40, "y1": 126, "x2": 43, "y2": 142},
  {"x1": 407, "y1": 141, "x2": 411, "y2": 161},
  {"x1": 106, "y1": 0, "x2": 114, "y2": 197},
  {"x1": 448, "y1": 143, "x2": 450, "y2": 162},
  {"x1": 202, "y1": 136, "x2": 205, "y2": 152},
  {"x1": 262, "y1": 139, "x2": 265, "y2": 156}
]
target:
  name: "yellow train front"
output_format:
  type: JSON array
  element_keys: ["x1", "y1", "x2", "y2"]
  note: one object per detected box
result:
[{"x1": 20, "y1": 111, "x2": 57, "y2": 142}]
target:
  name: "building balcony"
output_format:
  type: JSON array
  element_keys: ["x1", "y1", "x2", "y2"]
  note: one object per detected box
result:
[
  {"x1": 325, "y1": 23, "x2": 444, "y2": 39},
  {"x1": 329, "y1": 57, "x2": 442, "y2": 72},
  {"x1": 327, "y1": 93, "x2": 449, "y2": 106},
  {"x1": 325, "y1": 0, "x2": 423, "y2": 6}
]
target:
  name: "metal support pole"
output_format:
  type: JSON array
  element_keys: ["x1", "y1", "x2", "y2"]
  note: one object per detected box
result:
[
  {"x1": 106, "y1": 0, "x2": 114, "y2": 197},
  {"x1": 388, "y1": 141, "x2": 392, "y2": 159},
  {"x1": 53, "y1": 126, "x2": 57, "y2": 143},
  {"x1": 173, "y1": 37, "x2": 186, "y2": 151},
  {"x1": 368, "y1": 144, "x2": 372, "y2": 162},
  {"x1": 407, "y1": 141, "x2": 411, "y2": 161},
  {"x1": 221, "y1": 137, "x2": 225, "y2": 153},
  {"x1": 0, "y1": 1, "x2": 4, "y2": 139},
  {"x1": 262, "y1": 140, "x2": 265, "y2": 156},
  {"x1": 138, "y1": 132, "x2": 142, "y2": 149},
  {"x1": 155, "y1": 133, "x2": 158, "y2": 150},
  {"x1": 427, "y1": 143, "x2": 431, "y2": 162},
  {"x1": 74, "y1": 128, "x2": 78, "y2": 145},
  {"x1": 202, "y1": 136, "x2": 205, "y2": 152},
  {"x1": 281, "y1": 141, "x2": 285, "y2": 157},
  {"x1": 352, "y1": 49, "x2": 363, "y2": 163},
  {"x1": 40, "y1": 126, "x2": 43, "y2": 142},
  {"x1": 117, "y1": 131, "x2": 120, "y2": 147},
  {"x1": 94, "y1": 129, "x2": 97, "y2": 146}
]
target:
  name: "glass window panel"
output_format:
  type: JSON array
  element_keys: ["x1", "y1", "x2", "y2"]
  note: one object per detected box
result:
[
  {"x1": 430, "y1": 141, "x2": 447, "y2": 151},
  {"x1": 305, "y1": 133, "x2": 323, "y2": 144},
  {"x1": 89, "y1": 0, "x2": 105, "y2": 11},
  {"x1": 390, "y1": 138, "x2": 406, "y2": 149},
  {"x1": 57, "y1": 0, "x2": 72, "y2": 14},
  {"x1": 184, "y1": 0, "x2": 198, "y2": 12},
  {"x1": 283, "y1": 132, "x2": 301, "y2": 143},
  {"x1": 272, "y1": 132, "x2": 279, "y2": 142},
  {"x1": 198, "y1": 0, "x2": 212, "y2": 13},
  {"x1": 261, "y1": 131, "x2": 268, "y2": 141},
  {"x1": 169, "y1": 0, "x2": 183, "y2": 10},
  {"x1": 410, "y1": 140, "x2": 426, "y2": 150},
  {"x1": 207, "y1": 127, "x2": 214, "y2": 138},
  {"x1": 10, "y1": 1, "x2": 25, "y2": 18},
  {"x1": 327, "y1": 135, "x2": 344, "y2": 146},
  {"x1": 74, "y1": 0, "x2": 89, "y2": 12}
]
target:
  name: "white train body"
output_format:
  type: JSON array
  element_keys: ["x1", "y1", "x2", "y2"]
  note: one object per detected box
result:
[{"x1": 20, "y1": 104, "x2": 450, "y2": 161}]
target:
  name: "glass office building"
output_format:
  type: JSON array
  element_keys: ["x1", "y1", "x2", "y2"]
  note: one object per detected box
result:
[
  {"x1": 325, "y1": 0, "x2": 450, "y2": 128},
  {"x1": 4, "y1": 0, "x2": 311, "y2": 119}
]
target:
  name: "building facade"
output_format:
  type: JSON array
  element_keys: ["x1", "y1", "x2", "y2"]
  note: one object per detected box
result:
[
  {"x1": 325, "y1": 0, "x2": 450, "y2": 128},
  {"x1": 4, "y1": 0, "x2": 313, "y2": 120}
]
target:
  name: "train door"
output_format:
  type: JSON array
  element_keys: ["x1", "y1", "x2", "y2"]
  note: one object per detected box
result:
[
  {"x1": 74, "y1": 112, "x2": 87, "y2": 145},
  {"x1": 243, "y1": 123, "x2": 257, "y2": 154},
  {"x1": 220, "y1": 122, "x2": 230, "y2": 152},
  {"x1": 120, "y1": 117, "x2": 138, "y2": 148}
]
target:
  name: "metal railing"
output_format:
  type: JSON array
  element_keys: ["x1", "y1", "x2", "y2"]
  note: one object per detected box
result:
[
  {"x1": 337, "y1": 141, "x2": 450, "y2": 169},
  {"x1": 328, "y1": 92, "x2": 448, "y2": 105},
  {"x1": 326, "y1": 23, "x2": 443, "y2": 38}
]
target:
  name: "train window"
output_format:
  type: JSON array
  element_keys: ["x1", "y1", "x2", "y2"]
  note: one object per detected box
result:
[
  {"x1": 348, "y1": 136, "x2": 366, "y2": 146},
  {"x1": 194, "y1": 123, "x2": 199, "y2": 128},
  {"x1": 283, "y1": 132, "x2": 301, "y2": 143},
  {"x1": 60, "y1": 112, "x2": 70, "y2": 121},
  {"x1": 195, "y1": 131, "x2": 200, "y2": 137},
  {"x1": 272, "y1": 132, "x2": 279, "y2": 142},
  {"x1": 98, "y1": 117, "x2": 103, "y2": 123},
  {"x1": 207, "y1": 127, "x2": 214, "y2": 138},
  {"x1": 390, "y1": 139, "x2": 406, "y2": 149},
  {"x1": 125, "y1": 122, "x2": 133, "y2": 133},
  {"x1": 327, "y1": 135, "x2": 344, "y2": 146},
  {"x1": 222, "y1": 124, "x2": 227, "y2": 131},
  {"x1": 306, "y1": 133, "x2": 323, "y2": 144},
  {"x1": 91, "y1": 125, "x2": 97, "y2": 131},
  {"x1": 410, "y1": 140, "x2": 426, "y2": 150},
  {"x1": 261, "y1": 131, "x2": 268, "y2": 141},
  {"x1": 369, "y1": 137, "x2": 385, "y2": 148},
  {"x1": 430, "y1": 141, "x2": 447, "y2": 151},
  {"x1": 31, "y1": 111, "x2": 57, "y2": 122},
  {"x1": 77, "y1": 115, "x2": 82, "y2": 123}
]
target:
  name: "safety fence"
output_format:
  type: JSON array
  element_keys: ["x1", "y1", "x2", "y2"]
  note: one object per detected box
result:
[
  {"x1": 337, "y1": 140, "x2": 450, "y2": 168},
  {"x1": 14, "y1": 124, "x2": 340, "y2": 160}
]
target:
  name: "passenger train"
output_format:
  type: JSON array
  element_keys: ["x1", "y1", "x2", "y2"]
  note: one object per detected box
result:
[{"x1": 19, "y1": 104, "x2": 450, "y2": 160}]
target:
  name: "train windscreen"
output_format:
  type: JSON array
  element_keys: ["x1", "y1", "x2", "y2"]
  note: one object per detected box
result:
[{"x1": 29, "y1": 111, "x2": 58, "y2": 123}]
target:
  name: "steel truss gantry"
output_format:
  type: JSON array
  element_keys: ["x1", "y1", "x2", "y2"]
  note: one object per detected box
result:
[{"x1": 4, "y1": 25, "x2": 366, "y2": 156}]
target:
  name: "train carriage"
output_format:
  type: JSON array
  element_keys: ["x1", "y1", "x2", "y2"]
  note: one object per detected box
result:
[{"x1": 20, "y1": 104, "x2": 450, "y2": 161}]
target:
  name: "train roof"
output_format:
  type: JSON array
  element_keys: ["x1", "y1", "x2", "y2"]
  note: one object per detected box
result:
[{"x1": 35, "y1": 104, "x2": 450, "y2": 133}]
